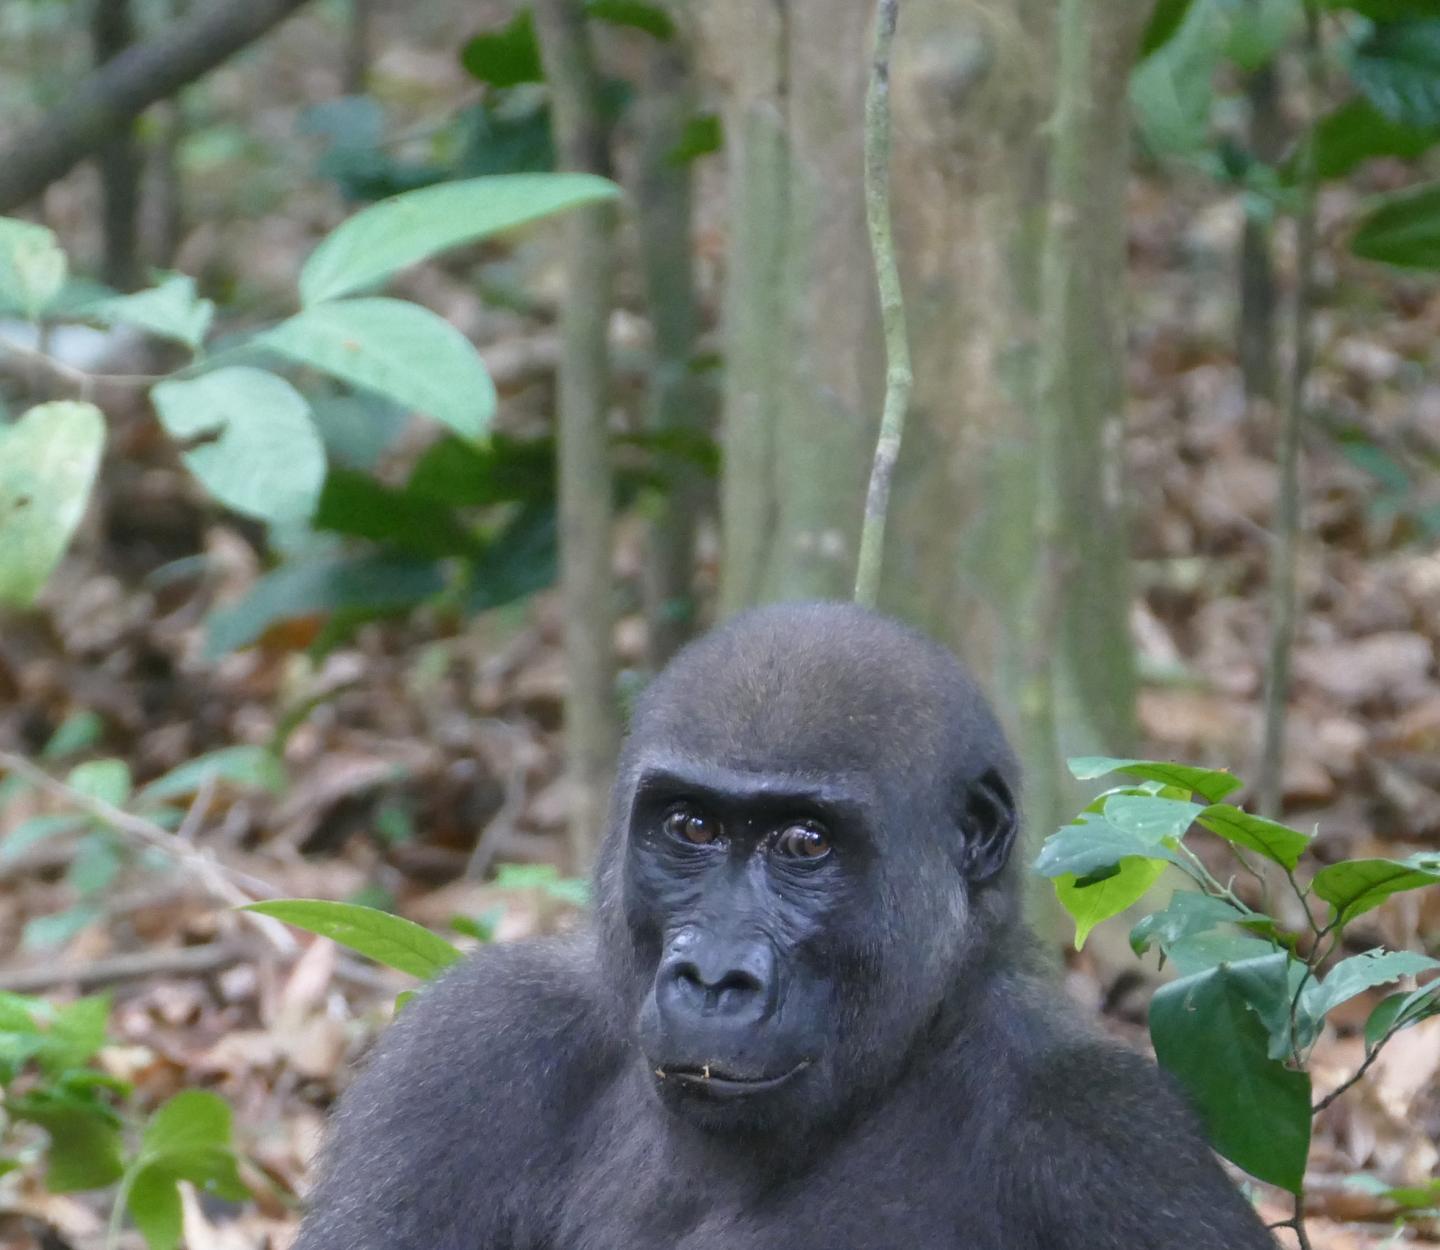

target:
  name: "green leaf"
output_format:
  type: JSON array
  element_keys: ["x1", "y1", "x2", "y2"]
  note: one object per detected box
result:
[
  {"x1": 67, "y1": 834, "x2": 123, "y2": 896},
  {"x1": 42, "y1": 710, "x2": 105, "y2": 760},
  {"x1": 76, "y1": 274, "x2": 214, "y2": 351},
  {"x1": 1166, "y1": 930, "x2": 1281, "y2": 977},
  {"x1": 0, "y1": 813, "x2": 85, "y2": 862},
  {"x1": 23, "y1": 905, "x2": 103, "y2": 951},
  {"x1": 1102, "y1": 794, "x2": 1203, "y2": 841},
  {"x1": 1196, "y1": 804, "x2": 1311, "y2": 870},
  {"x1": 126, "y1": 1167, "x2": 183, "y2": 1250},
  {"x1": 138, "y1": 745, "x2": 286, "y2": 803},
  {"x1": 0, "y1": 217, "x2": 67, "y2": 317},
  {"x1": 243, "y1": 899, "x2": 462, "y2": 979},
  {"x1": 0, "y1": 401, "x2": 105, "y2": 607},
  {"x1": 1130, "y1": 891, "x2": 1249, "y2": 957},
  {"x1": 151, "y1": 368, "x2": 326, "y2": 526},
  {"x1": 587, "y1": 0, "x2": 675, "y2": 37},
  {"x1": 1223, "y1": 952, "x2": 1311, "y2": 1061},
  {"x1": 257, "y1": 298, "x2": 495, "y2": 441},
  {"x1": 1130, "y1": 0, "x2": 1223, "y2": 155},
  {"x1": 1304, "y1": 949, "x2": 1440, "y2": 1022},
  {"x1": 299, "y1": 174, "x2": 621, "y2": 304},
  {"x1": 1141, "y1": 0, "x2": 1196, "y2": 56},
  {"x1": 1223, "y1": 0, "x2": 1300, "y2": 71},
  {"x1": 1150, "y1": 962, "x2": 1312, "y2": 1192},
  {"x1": 1067, "y1": 756, "x2": 1243, "y2": 802},
  {"x1": 16, "y1": 1101, "x2": 125, "y2": 1191},
  {"x1": 1351, "y1": 180, "x2": 1440, "y2": 268},
  {"x1": 314, "y1": 469, "x2": 482, "y2": 558},
  {"x1": 39, "y1": 994, "x2": 111, "y2": 1074},
  {"x1": 1311, "y1": 853, "x2": 1440, "y2": 922},
  {"x1": 459, "y1": 11, "x2": 543, "y2": 87},
  {"x1": 1352, "y1": 20, "x2": 1440, "y2": 128},
  {"x1": 1309, "y1": 97, "x2": 1440, "y2": 181},
  {"x1": 204, "y1": 552, "x2": 445, "y2": 656},
  {"x1": 669, "y1": 113, "x2": 723, "y2": 165},
  {"x1": 1365, "y1": 982, "x2": 1440, "y2": 1048},
  {"x1": 1033, "y1": 814, "x2": 1184, "y2": 880},
  {"x1": 67, "y1": 758, "x2": 132, "y2": 806},
  {"x1": 1055, "y1": 857, "x2": 1168, "y2": 949}
]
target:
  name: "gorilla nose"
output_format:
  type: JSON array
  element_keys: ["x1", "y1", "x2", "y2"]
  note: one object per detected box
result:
[{"x1": 656, "y1": 943, "x2": 776, "y2": 1024}]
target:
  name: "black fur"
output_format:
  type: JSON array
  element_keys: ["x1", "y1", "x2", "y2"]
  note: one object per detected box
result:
[{"x1": 295, "y1": 602, "x2": 1276, "y2": 1250}]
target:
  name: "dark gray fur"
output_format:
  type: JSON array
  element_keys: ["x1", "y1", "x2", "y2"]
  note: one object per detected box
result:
[{"x1": 295, "y1": 602, "x2": 1277, "y2": 1250}]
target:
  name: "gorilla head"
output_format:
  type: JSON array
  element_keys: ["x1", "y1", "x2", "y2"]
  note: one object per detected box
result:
[{"x1": 595, "y1": 601, "x2": 1020, "y2": 1135}]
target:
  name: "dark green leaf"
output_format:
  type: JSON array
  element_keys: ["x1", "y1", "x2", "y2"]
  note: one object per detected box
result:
[
  {"x1": 14, "y1": 1101, "x2": 125, "y2": 1191},
  {"x1": 1141, "y1": 0, "x2": 1196, "y2": 56},
  {"x1": 460, "y1": 12, "x2": 543, "y2": 87},
  {"x1": 464, "y1": 503, "x2": 558, "y2": 614},
  {"x1": 1311, "y1": 853, "x2": 1440, "y2": 922},
  {"x1": 1309, "y1": 98, "x2": 1440, "y2": 181},
  {"x1": 668, "y1": 113, "x2": 723, "y2": 164},
  {"x1": 1167, "y1": 930, "x2": 1281, "y2": 977},
  {"x1": 1067, "y1": 756, "x2": 1243, "y2": 802},
  {"x1": 1365, "y1": 982, "x2": 1440, "y2": 1047},
  {"x1": 1223, "y1": 952, "x2": 1310, "y2": 1061},
  {"x1": 587, "y1": 0, "x2": 675, "y2": 37},
  {"x1": 204, "y1": 552, "x2": 445, "y2": 657},
  {"x1": 315, "y1": 470, "x2": 482, "y2": 558},
  {"x1": 409, "y1": 434, "x2": 556, "y2": 507},
  {"x1": 1150, "y1": 962, "x2": 1312, "y2": 1192},
  {"x1": 1352, "y1": 180, "x2": 1440, "y2": 269},
  {"x1": 243, "y1": 899, "x2": 462, "y2": 979},
  {"x1": 1352, "y1": 21, "x2": 1440, "y2": 128},
  {"x1": 1196, "y1": 804, "x2": 1311, "y2": 869},
  {"x1": 126, "y1": 1168, "x2": 183, "y2": 1250}
]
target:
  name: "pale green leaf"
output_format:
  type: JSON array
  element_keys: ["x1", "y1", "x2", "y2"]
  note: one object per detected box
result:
[
  {"x1": 0, "y1": 217, "x2": 67, "y2": 317},
  {"x1": 243, "y1": 899, "x2": 462, "y2": 979}
]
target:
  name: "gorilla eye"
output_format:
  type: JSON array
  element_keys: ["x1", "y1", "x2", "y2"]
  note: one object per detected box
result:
[
  {"x1": 773, "y1": 822, "x2": 832, "y2": 861},
  {"x1": 663, "y1": 804, "x2": 721, "y2": 846}
]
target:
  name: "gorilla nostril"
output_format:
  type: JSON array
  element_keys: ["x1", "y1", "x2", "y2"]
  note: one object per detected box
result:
[{"x1": 659, "y1": 954, "x2": 771, "y2": 1019}]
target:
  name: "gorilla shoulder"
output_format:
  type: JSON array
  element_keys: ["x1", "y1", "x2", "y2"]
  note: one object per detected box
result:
[{"x1": 294, "y1": 938, "x2": 616, "y2": 1250}]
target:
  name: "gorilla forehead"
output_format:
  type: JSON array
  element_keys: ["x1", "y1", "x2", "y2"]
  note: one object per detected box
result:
[{"x1": 627, "y1": 601, "x2": 1013, "y2": 785}]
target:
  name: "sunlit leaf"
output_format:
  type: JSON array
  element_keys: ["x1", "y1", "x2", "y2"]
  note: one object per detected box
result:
[
  {"x1": 1067, "y1": 756, "x2": 1242, "y2": 802},
  {"x1": 0, "y1": 217, "x2": 67, "y2": 318},
  {"x1": 1055, "y1": 856, "x2": 1168, "y2": 949},
  {"x1": 1196, "y1": 804, "x2": 1311, "y2": 870},
  {"x1": 243, "y1": 899, "x2": 462, "y2": 979}
]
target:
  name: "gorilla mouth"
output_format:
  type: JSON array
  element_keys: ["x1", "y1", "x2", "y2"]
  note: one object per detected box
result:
[{"x1": 656, "y1": 1061, "x2": 809, "y2": 1098}]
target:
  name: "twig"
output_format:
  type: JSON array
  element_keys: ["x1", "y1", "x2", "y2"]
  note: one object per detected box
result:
[
  {"x1": 0, "y1": 750, "x2": 294, "y2": 953},
  {"x1": 0, "y1": 939, "x2": 250, "y2": 993},
  {"x1": 853, "y1": 0, "x2": 912, "y2": 609},
  {"x1": 1257, "y1": 0, "x2": 1323, "y2": 818},
  {"x1": 0, "y1": 335, "x2": 161, "y2": 404}
]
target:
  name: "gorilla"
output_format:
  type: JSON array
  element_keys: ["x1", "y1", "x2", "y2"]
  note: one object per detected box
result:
[{"x1": 295, "y1": 602, "x2": 1277, "y2": 1250}]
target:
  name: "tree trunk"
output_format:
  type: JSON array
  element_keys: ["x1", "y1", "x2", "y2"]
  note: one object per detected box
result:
[{"x1": 92, "y1": 0, "x2": 144, "y2": 291}]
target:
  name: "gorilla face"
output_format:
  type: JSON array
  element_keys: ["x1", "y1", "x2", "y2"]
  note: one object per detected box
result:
[{"x1": 598, "y1": 603, "x2": 1021, "y2": 1136}]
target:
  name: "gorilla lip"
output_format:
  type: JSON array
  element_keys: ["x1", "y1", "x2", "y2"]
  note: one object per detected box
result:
[{"x1": 657, "y1": 1061, "x2": 809, "y2": 1098}]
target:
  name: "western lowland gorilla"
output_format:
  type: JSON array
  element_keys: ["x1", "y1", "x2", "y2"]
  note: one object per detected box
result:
[{"x1": 295, "y1": 602, "x2": 1277, "y2": 1250}]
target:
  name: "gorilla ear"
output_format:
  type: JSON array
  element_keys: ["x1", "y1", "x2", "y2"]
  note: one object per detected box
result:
[{"x1": 959, "y1": 768, "x2": 1019, "y2": 884}]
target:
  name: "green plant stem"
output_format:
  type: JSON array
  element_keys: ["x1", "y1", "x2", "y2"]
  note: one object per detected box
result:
[
  {"x1": 853, "y1": 0, "x2": 912, "y2": 608},
  {"x1": 1258, "y1": 0, "x2": 1322, "y2": 818}
]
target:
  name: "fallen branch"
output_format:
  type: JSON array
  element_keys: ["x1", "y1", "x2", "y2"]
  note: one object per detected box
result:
[{"x1": 0, "y1": 940, "x2": 251, "y2": 994}]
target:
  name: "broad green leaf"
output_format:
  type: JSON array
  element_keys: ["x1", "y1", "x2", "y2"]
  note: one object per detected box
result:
[
  {"x1": 1033, "y1": 815, "x2": 1184, "y2": 880},
  {"x1": 204, "y1": 552, "x2": 444, "y2": 657},
  {"x1": 138, "y1": 745, "x2": 286, "y2": 802},
  {"x1": 39, "y1": 994, "x2": 110, "y2": 1075},
  {"x1": 1055, "y1": 857, "x2": 1168, "y2": 950},
  {"x1": 1223, "y1": 0, "x2": 1299, "y2": 71},
  {"x1": 1130, "y1": 891, "x2": 1248, "y2": 957},
  {"x1": 1312, "y1": 853, "x2": 1440, "y2": 922},
  {"x1": 76, "y1": 274, "x2": 214, "y2": 350},
  {"x1": 1351, "y1": 180, "x2": 1440, "y2": 269},
  {"x1": 1310, "y1": 98, "x2": 1440, "y2": 181},
  {"x1": 0, "y1": 813, "x2": 85, "y2": 862},
  {"x1": 151, "y1": 368, "x2": 325, "y2": 525},
  {"x1": 0, "y1": 217, "x2": 67, "y2": 317},
  {"x1": 1067, "y1": 756, "x2": 1242, "y2": 802},
  {"x1": 1196, "y1": 804, "x2": 1311, "y2": 869},
  {"x1": 67, "y1": 758, "x2": 132, "y2": 806},
  {"x1": 0, "y1": 401, "x2": 105, "y2": 607},
  {"x1": 257, "y1": 298, "x2": 495, "y2": 440},
  {"x1": 1130, "y1": 0, "x2": 1223, "y2": 155},
  {"x1": 1365, "y1": 982, "x2": 1440, "y2": 1048},
  {"x1": 126, "y1": 1167, "x2": 183, "y2": 1250},
  {"x1": 314, "y1": 469, "x2": 482, "y2": 558},
  {"x1": 1352, "y1": 20, "x2": 1440, "y2": 129},
  {"x1": 1304, "y1": 949, "x2": 1440, "y2": 1022},
  {"x1": 16, "y1": 1101, "x2": 124, "y2": 1191},
  {"x1": 299, "y1": 174, "x2": 621, "y2": 304},
  {"x1": 140, "y1": 1091, "x2": 240, "y2": 1175},
  {"x1": 1150, "y1": 962, "x2": 1312, "y2": 1192},
  {"x1": 23, "y1": 905, "x2": 102, "y2": 951},
  {"x1": 243, "y1": 899, "x2": 462, "y2": 979},
  {"x1": 1102, "y1": 794, "x2": 1203, "y2": 841},
  {"x1": 67, "y1": 834, "x2": 123, "y2": 895},
  {"x1": 1141, "y1": 0, "x2": 1196, "y2": 56},
  {"x1": 460, "y1": 12, "x2": 543, "y2": 87},
  {"x1": 1223, "y1": 952, "x2": 1311, "y2": 1061},
  {"x1": 1166, "y1": 930, "x2": 1281, "y2": 977}
]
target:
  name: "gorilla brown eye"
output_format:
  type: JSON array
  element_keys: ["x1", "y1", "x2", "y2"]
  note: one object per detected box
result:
[
  {"x1": 773, "y1": 822, "x2": 831, "y2": 860},
  {"x1": 663, "y1": 804, "x2": 721, "y2": 845}
]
